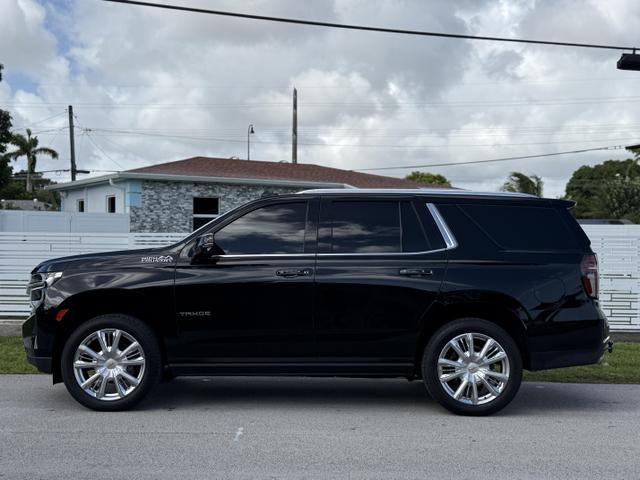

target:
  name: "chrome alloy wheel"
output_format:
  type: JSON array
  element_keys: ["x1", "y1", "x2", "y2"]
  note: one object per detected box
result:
[
  {"x1": 437, "y1": 332, "x2": 510, "y2": 406},
  {"x1": 72, "y1": 329, "x2": 146, "y2": 401}
]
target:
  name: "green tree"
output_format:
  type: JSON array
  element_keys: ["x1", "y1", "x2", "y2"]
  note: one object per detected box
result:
[
  {"x1": 5, "y1": 128, "x2": 58, "y2": 193},
  {"x1": 405, "y1": 171, "x2": 451, "y2": 187},
  {"x1": 599, "y1": 176, "x2": 640, "y2": 223},
  {"x1": 501, "y1": 172, "x2": 544, "y2": 196},
  {"x1": 565, "y1": 158, "x2": 640, "y2": 219},
  {"x1": 0, "y1": 64, "x2": 14, "y2": 192},
  {"x1": 0, "y1": 170, "x2": 59, "y2": 208}
]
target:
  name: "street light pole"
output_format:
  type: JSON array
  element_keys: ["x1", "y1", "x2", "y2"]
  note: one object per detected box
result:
[{"x1": 247, "y1": 124, "x2": 255, "y2": 160}]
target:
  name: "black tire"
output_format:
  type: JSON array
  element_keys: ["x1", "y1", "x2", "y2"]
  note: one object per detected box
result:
[
  {"x1": 60, "y1": 314, "x2": 162, "y2": 411},
  {"x1": 422, "y1": 318, "x2": 522, "y2": 416}
]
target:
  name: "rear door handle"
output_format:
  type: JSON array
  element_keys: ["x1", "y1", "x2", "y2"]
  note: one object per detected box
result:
[
  {"x1": 276, "y1": 268, "x2": 313, "y2": 278},
  {"x1": 398, "y1": 268, "x2": 433, "y2": 277}
]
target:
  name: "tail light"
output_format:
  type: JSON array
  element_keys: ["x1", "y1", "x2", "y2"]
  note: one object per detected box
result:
[{"x1": 581, "y1": 254, "x2": 599, "y2": 298}]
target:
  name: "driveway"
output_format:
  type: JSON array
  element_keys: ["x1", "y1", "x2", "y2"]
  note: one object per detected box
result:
[{"x1": 0, "y1": 375, "x2": 638, "y2": 479}]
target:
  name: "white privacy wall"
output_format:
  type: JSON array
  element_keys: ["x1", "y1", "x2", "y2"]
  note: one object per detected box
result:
[
  {"x1": 0, "y1": 233, "x2": 184, "y2": 318},
  {"x1": 0, "y1": 228, "x2": 639, "y2": 331},
  {"x1": 581, "y1": 225, "x2": 639, "y2": 331},
  {"x1": 0, "y1": 211, "x2": 129, "y2": 233}
]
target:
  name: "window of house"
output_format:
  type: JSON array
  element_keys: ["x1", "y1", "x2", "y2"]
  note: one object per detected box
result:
[
  {"x1": 213, "y1": 202, "x2": 308, "y2": 255},
  {"x1": 106, "y1": 195, "x2": 116, "y2": 213},
  {"x1": 193, "y1": 197, "x2": 220, "y2": 231},
  {"x1": 77, "y1": 199, "x2": 85, "y2": 213}
]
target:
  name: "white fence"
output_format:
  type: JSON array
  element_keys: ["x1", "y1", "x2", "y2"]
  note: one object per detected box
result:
[
  {"x1": 0, "y1": 232, "x2": 184, "y2": 318},
  {"x1": 0, "y1": 211, "x2": 130, "y2": 233},
  {"x1": 1, "y1": 228, "x2": 639, "y2": 331},
  {"x1": 582, "y1": 225, "x2": 639, "y2": 331}
]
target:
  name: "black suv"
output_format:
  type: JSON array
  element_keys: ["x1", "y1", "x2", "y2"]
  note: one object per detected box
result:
[{"x1": 23, "y1": 189, "x2": 612, "y2": 415}]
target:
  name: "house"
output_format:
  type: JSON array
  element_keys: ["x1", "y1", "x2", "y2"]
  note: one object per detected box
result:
[{"x1": 48, "y1": 156, "x2": 430, "y2": 233}]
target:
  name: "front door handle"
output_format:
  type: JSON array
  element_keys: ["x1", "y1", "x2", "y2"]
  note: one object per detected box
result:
[
  {"x1": 398, "y1": 268, "x2": 433, "y2": 277},
  {"x1": 276, "y1": 268, "x2": 313, "y2": 278}
]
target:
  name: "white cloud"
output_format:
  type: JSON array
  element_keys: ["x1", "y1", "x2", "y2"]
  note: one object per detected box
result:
[
  {"x1": 0, "y1": 0, "x2": 639, "y2": 197},
  {"x1": 0, "y1": 0, "x2": 59, "y2": 74}
]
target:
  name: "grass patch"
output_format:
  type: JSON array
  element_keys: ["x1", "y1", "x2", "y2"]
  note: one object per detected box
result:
[
  {"x1": 0, "y1": 336, "x2": 638, "y2": 382},
  {"x1": 0, "y1": 337, "x2": 38, "y2": 374},
  {"x1": 524, "y1": 342, "x2": 640, "y2": 384}
]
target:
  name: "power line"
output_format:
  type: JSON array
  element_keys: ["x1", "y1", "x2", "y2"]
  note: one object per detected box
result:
[
  {"x1": 12, "y1": 110, "x2": 67, "y2": 130},
  {"x1": 84, "y1": 125, "x2": 640, "y2": 140},
  {"x1": 83, "y1": 128, "x2": 640, "y2": 149},
  {"x1": 84, "y1": 131, "x2": 126, "y2": 170},
  {"x1": 28, "y1": 122, "x2": 640, "y2": 137},
  {"x1": 358, "y1": 146, "x2": 626, "y2": 170},
  {"x1": 103, "y1": 0, "x2": 637, "y2": 51},
  {"x1": 26, "y1": 77, "x2": 640, "y2": 90},
  {"x1": 7, "y1": 95, "x2": 640, "y2": 109}
]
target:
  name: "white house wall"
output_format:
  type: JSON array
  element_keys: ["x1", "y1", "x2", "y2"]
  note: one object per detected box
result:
[{"x1": 61, "y1": 184, "x2": 128, "y2": 213}]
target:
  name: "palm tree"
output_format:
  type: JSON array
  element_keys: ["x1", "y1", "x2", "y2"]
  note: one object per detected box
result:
[
  {"x1": 5, "y1": 129, "x2": 58, "y2": 193},
  {"x1": 501, "y1": 172, "x2": 544, "y2": 197}
]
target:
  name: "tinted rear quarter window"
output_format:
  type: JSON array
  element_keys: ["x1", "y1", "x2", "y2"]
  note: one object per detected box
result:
[{"x1": 460, "y1": 204, "x2": 581, "y2": 251}]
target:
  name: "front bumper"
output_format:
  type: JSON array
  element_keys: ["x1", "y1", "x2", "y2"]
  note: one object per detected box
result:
[{"x1": 22, "y1": 315, "x2": 53, "y2": 374}]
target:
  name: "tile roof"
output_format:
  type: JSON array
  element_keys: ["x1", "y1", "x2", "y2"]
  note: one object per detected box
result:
[{"x1": 126, "y1": 156, "x2": 433, "y2": 188}]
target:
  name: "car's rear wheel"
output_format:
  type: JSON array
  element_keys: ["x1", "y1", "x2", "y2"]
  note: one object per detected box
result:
[
  {"x1": 422, "y1": 318, "x2": 522, "y2": 416},
  {"x1": 60, "y1": 314, "x2": 161, "y2": 411}
]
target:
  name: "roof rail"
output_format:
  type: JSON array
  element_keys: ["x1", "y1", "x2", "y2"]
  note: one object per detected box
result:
[{"x1": 296, "y1": 188, "x2": 537, "y2": 198}]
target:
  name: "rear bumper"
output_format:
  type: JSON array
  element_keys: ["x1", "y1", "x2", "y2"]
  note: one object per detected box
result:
[
  {"x1": 529, "y1": 335, "x2": 613, "y2": 371},
  {"x1": 526, "y1": 302, "x2": 612, "y2": 371}
]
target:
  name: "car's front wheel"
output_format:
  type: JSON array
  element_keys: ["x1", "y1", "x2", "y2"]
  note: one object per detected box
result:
[
  {"x1": 422, "y1": 318, "x2": 522, "y2": 416},
  {"x1": 60, "y1": 314, "x2": 161, "y2": 411}
]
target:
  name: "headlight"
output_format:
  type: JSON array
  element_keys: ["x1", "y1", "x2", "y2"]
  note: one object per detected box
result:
[
  {"x1": 44, "y1": 271, "x2": 63, "y2": 287},
  {"x1": 27, "y1": 272, "x2": 63, "y2": 309}
]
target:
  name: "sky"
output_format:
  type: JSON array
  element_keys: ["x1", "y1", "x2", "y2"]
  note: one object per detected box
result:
[{"x1": 1, "y1": 0, "x2": 639, "y2": 197}]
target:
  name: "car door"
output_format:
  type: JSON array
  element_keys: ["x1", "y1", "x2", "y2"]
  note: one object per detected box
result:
[
  {"x1": 314, "y1": 197, "x2": 449, "y2": 367},
  {"x1": 171, "y1": 198, "x2": 318, "y2": 365}
]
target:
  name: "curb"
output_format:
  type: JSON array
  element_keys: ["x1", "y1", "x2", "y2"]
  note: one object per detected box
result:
[
  {"x1": 611, "y1": 331, "x2": 640, "y2": 343},
  {"x1": 0, "y1": 320, "x2": 23, "y2": 337}
]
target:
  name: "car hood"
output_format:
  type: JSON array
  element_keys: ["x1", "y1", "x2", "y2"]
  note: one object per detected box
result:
[{"x1": 32, "y1": 247, "x2": 180, "y2": 273}]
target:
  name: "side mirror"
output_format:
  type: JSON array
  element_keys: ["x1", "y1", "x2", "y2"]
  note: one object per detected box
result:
[
  {"x1": 197, "y1": 233, "x2": 215, "y2": 250},
  {"x1": 191, "y1": 233, "x2": 217, "y2": 264}
]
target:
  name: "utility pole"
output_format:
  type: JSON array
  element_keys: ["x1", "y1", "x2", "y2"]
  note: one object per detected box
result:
[
  {"x1": 68, "y1": 105, "x2": 77, "y2": 181},
  {"x1": 292, "y1": 87, "x2": 297, "y2": 164}
]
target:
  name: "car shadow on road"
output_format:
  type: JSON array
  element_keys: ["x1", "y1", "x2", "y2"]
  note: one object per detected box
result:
[
  {"x1": 138, "y1": 377, "x2": 636, "y2": 415},
  {"x1": 505, "y1": 382, "x2": 635, "y2": 416},
  {"x1": 143, "y1": 376, "x2": 433, "y2": 411}
]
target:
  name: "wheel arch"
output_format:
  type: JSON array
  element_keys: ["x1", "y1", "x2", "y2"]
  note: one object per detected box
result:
[
  {"x1": 51, "y1": 288, "x2": 173, "y2": 383},
  {"x1": 415, "y1": 294, "x2": 531, "y2": 374}
]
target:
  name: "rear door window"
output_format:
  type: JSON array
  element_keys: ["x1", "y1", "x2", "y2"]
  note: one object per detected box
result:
[
  {"x1": 322, "y1": 200, "x2": 434, "y2": 254},
  {"x1": 400, "y1": 202, "x2": 430, "y2": 252},
  {"x1": 330, "y1": 201, "x2": 401, "y2": 253}
]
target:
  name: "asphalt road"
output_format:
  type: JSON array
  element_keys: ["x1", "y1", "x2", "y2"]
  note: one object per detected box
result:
[{"x1": 0, "y1": 375, "x2": 638, "y2": 480}]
